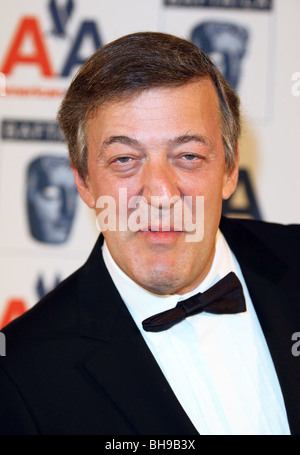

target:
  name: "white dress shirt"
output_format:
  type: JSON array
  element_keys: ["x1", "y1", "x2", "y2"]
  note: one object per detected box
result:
[{"x1": 102, "y1": 231, "x2": 290, "y2": 435}]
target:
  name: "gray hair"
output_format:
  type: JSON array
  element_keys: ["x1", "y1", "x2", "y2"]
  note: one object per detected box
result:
[{"x1": 57, "y1": 31, "x2": 241, "y2": 180}]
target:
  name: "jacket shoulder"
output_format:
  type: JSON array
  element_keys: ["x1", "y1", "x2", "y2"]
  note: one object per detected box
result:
[
  {"x1": 220, "y1": 217, "x2": 300, "y2": 266},
  {"x1": 1, "y1": 265, "x2": 83, "y2": 342}
]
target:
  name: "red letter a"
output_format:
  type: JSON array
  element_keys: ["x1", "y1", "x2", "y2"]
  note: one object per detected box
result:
[
  {"x1": 0, "y1": 299, "x2": 27, "y2": 329},
  {"x1": 1, "y1": 17, "x2": 54, "y2": 77}
]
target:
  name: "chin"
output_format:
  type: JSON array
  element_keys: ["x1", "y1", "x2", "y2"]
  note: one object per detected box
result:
[{"x1": 135, "y1": 266, "x2": 187, "y2": 296}]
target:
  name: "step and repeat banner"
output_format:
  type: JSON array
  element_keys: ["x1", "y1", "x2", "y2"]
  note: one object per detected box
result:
[{"x1": 0, "y1": 0, "x2": 299, "y2": 327}]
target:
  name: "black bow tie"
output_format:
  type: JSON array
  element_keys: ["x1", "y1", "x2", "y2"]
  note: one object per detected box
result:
[{"x1": 142, "y1": 272, "x2": 246, "y2": 332}]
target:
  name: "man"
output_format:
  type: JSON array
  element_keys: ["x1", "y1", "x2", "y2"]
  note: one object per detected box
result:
[{"x1": 0, "y1": 32, "x2": 299, "y2": 435}]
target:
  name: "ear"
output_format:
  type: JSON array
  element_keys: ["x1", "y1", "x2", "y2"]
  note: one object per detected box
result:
[
  {"x1": 72, "y1": 167, "x2": 96, "y2": 208},
  {"x1": 222, "y1": 145, "x2": 239, "y2": 200}
]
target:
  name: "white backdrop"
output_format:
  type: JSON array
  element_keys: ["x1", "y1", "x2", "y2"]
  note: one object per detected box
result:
[{"x1": 0, "y1": 0, "x2": 299, "y2": 328}]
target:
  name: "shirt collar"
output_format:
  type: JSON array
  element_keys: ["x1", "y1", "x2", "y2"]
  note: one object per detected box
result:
[{"x1": 102, "y1": 230, "x2": 236, "y2": 346}]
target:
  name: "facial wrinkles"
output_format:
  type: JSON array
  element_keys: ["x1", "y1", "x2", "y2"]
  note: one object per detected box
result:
[{"x1": 82, "y1": 81, "x2": 231, "y2": 295}]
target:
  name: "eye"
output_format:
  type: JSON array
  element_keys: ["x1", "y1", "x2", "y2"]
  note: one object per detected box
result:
[
  {"x1": 182, "y1": 154, "x2": 199, "y2": 160},
  {"x1": 116, "y1": 156, "x2": 132, "y2": 163},
  {"x1": 170, "y1": 150, "x2": 208, "y2": 171},
  {"x1": 108, "y1": 154, "x2": 142, "y2": 174},
  {"x1": 177, "y1": 152, "x2": 207, "y2": 168},
  {"x1": 109, "y1": 155, "x2": 133, "y2": 166}
]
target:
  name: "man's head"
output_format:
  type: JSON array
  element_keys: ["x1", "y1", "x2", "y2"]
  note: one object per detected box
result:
[
  {"x1": 57, "y1": 32, "x2": 241, "y2": 295},
  {"x1": 58, "y1": 31, "x2": 240, "y2": 181}
]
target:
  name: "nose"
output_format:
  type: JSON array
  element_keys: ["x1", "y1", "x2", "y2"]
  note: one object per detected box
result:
[{"x1": 141, "y1": 159, "x2": 181, "y2": 209}]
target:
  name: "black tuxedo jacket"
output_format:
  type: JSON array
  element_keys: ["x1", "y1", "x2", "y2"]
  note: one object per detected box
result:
[{"x1": 0, "y1": 217, "x2": 300, "y2": 435}]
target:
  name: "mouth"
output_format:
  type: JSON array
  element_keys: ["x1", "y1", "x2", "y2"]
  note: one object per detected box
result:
[{"x1": 138, "y1": 226, "x2": 184, "y2": 244}]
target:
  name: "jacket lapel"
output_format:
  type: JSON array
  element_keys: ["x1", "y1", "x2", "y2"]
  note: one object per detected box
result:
[
  {"x1": 75, "y1": 220, "x2": 300, "y2": 434},
  {"x1": 76, "y1": 235, "x2": 198, "y2": 435},
  {"x1": 220, "y1": 217, "x2": 300, "y2": 434}
]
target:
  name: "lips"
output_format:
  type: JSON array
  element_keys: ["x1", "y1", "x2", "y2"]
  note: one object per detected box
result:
[
  {"x1": 142, "y1": 225, "x2": 182, "y2": 233},
  {"x1": 137, "y1": 226, "x2": 184, "y2": 246}
]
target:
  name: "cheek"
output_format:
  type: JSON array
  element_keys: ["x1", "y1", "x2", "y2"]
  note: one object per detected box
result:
[
  {"x1": 92, "y1": 179, "x2": 139, "y2": 225},
  {"x1": 88, "y1": 172, "x2": 116, "y2": 202},
  {"x1": 110, "y1": 178, "x2": 142, "y2": 214},
  {"x1": 200, "y1": 172, "x2": 225, "y2": 217}
]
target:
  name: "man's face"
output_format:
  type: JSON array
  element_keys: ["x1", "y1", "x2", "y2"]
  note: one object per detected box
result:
[{"x1": 73, "y1": 79, "x2": 238, "y2": 295}]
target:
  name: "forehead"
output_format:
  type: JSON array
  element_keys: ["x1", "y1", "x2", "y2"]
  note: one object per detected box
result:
[{"x1": 87, "y1": 79, "x2": 221, "y2": 144}]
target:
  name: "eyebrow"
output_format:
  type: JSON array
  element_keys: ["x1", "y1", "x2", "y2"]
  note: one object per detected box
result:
[
  {"x1": 102, "y1": 135, "x2": 139, "y2": 149},
  {"x1": 98, "y1": 133, "x2": 212, "y2": 157},
  {"x1": 170, "y1": 134, "x2": 213, "y2": 149},
  {"x1": 98, "y1": 135, "x2": 139, "y2": 158}
]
